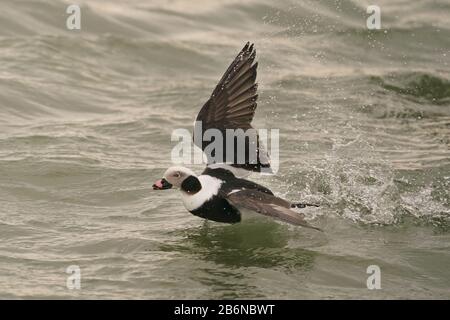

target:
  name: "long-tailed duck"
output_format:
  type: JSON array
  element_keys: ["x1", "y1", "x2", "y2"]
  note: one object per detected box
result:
[{"x1": 153, "y1": 43, "x2": 321, "y2": 231}]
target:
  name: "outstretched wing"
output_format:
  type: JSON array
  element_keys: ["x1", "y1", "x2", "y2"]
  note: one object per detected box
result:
[
  {"x1": 224, "y1": 189, "x2": 322, "y2": 231},
  {"x1": 196, "y1": 42, "x2": 258, "y2": 130},
  {"x1": 193, "y1": 42, "x2": 271, "y2": 173}
]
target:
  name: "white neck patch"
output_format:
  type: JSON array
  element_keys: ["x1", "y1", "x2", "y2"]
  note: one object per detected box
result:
[{"x1": 180, "y1": 175, "x2": 223, "y2": 211}]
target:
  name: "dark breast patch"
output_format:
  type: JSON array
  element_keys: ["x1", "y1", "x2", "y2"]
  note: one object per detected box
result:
[{"x1": 190, "y1": 195, "x2": 241, "y2": 223}]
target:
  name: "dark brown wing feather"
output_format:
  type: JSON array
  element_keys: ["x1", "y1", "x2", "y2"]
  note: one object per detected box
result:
[
  {"x1": 194, "y1": 43, "x2": 271, "y2": 172},
  {"x1": 224, "y1": 189, "x2": 323, "y2": 231},
  {"x1": 196, "y1": 42, "x2": 258, "y2": 130}
]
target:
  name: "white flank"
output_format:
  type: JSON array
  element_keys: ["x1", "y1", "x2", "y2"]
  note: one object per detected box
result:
[{"x1": 180, "y1": 175, "x2": 223, "y2": 211}]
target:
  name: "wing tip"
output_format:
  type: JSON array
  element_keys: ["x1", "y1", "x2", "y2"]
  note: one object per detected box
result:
[{"x1": 242, "y1": 41, "x2": 256, "y2": 54}]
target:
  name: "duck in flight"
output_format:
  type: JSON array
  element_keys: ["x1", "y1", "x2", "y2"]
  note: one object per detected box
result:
[{"x1": 153, "y1": 43, "x2": 321, "y2": 231}]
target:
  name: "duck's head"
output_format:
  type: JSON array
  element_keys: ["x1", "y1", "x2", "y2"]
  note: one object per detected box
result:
[{"x1": 152, "y1": 166, "x2": 197, "y2": 191}]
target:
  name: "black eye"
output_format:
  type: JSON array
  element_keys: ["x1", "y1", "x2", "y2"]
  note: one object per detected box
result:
[{"x1": 174, "y1": 172, "x2": 180, "y2": 178}]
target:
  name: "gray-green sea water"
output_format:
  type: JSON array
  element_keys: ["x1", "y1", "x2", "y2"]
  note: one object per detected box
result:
[{"x1": 0, "y1": 0, "x2": 449, "y2": 299}]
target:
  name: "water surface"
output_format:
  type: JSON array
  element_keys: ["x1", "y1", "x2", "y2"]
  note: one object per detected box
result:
[{"x1": 0, "y1": 0, "x2": 449, "y2": 299}]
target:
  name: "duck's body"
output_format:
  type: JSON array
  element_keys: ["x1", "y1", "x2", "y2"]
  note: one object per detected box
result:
[
  {"x1": 180, "y1": 173, "x2": 239, "y2": 223},
  {"x1": 152, "y1": 43, "x2": 321, "y2": 231},
  {"x1": 154, "y1": 166, "x2": 321, "y2": 230},
  {"x1": 179, "y1": 167, "x2": 272, "y2": 224}
]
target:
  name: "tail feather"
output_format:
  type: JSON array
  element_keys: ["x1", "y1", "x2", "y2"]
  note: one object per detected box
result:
[{"x1": 291, "y1": 202, "x2": 320, "y2": 209}]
